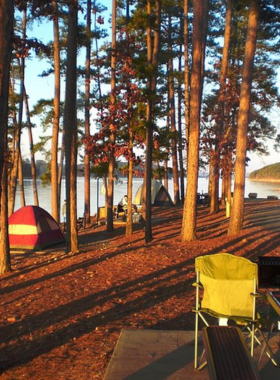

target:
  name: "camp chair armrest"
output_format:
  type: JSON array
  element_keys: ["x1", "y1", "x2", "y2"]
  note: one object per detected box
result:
[
  {"x1": 250, "y1": 292, "x2": 261, "y2": 298},
  {"x1": 192, "y1": 281, "x2": 202, "y2": 288}
]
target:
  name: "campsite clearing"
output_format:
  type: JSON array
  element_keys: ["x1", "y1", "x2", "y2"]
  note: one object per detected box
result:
[{"x1": 1, "y1": 199, "x2": 280, "y2": 379}]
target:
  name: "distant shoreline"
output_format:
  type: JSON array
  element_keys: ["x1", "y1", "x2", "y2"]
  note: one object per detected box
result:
[{"x1": 248, "y1": 178, "x2": 280, "y2": 183}]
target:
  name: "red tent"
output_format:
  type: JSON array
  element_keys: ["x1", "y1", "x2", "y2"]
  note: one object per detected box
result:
[{"x1": 8, "y1": 205, "x2": 65, "y2": 250}]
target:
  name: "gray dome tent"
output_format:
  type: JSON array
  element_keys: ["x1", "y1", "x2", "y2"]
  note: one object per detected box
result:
[{"x1": 133, "y1": 180, "x2": 173, "y2": 206}]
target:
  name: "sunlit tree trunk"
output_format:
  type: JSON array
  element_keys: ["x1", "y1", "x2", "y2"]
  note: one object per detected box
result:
[
  {"x1": 182, "y1": 0, "x2": 208, "y2": 242},
  {"x1": 143, "y1": 0, "x2": 161, "y2": 243},
  {"x1": 64, "y1": 0, "x2": 78, "y2": 253},
  {"x1": 178, "y1": 18, "x2": 184, "y2": 202},
  {"x1": 209, "y1": 148, "x2": 219, "y2": 213},
  {"x1": 142, "y1": 0, "x2": 152, "y2": 235},
  {"x1": 164, "y1": 157, "x2": 169, "y2": 190},
  {"x1": 51, "y1": 0, "x2": 61, "y2": 223},
  {"x1": 183, "y1": 0, "x2": 190, "y2": 190},
  {"x1": 84, "y1": 0, "x2": 91, "y2": 226},
  {"x1": 125, "y1": 0, "x2": 134, "y2": 237},
  {"x1": 0, "y1": 0, "x2": 13, "y2": 274},
  {"x1": 0, "y1": 0, "x2": 14, "y2": 196},
  {"x1": 0, "y1": 159, "x2": 11, "y2": 274},
  {"x1": 126, "y1": 127, "x2": 134, "y2": 236},
  {"x1": 23, "y1": 85, "x2": 39, "y2": 206},
  {"x1": 210, "y1": 0, "x2": 232, "y2": 214},
  {"x1": 8, "y1": 81, "x2": 17, "y2": 214},
  {"x1": 106, "y1": 0, "x2": 116, "y2": 232},
  {"x1": 58, "y1": 128, "x2": 65, "y2": 207},
  {"x1": 9, "y1": 8, "x2": 27, "y2": 216},
  {"x1": 168, "y1": 13, "x2": 179, "y2": 205},
  {"x1": 208, "y1": 153, "x2": 214, "y2": 197},
  {"x1": 224, "y1": 157, "x2": 232, "y2": 215},
  {"x1": 18, "y1": 9, "x2": 27, "y2": 209},
  {"x1": 228, "y1": 0, "x2": 259, "y2": 235},
  {"x1": 18, "y1": 152, "x2": 25, "y2": 207}
]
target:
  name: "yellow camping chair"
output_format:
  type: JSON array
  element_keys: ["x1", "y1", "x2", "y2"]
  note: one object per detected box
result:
[{"x1": 193, "y1": 252, "x2": 277, "y2": 369}]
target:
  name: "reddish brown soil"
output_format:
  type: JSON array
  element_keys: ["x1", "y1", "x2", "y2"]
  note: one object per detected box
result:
[{"x1": 1, "y1": 200, "x2": 280, "y2": 379}]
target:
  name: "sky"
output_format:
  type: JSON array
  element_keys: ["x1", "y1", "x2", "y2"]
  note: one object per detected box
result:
[{"x1": 20, "y1": 2, "x2": 280, "y2": 174}]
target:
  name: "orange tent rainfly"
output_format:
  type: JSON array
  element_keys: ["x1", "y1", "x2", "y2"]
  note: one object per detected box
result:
[{"x1": 8, "y1": 205, "x2": 65, "y2": 250}]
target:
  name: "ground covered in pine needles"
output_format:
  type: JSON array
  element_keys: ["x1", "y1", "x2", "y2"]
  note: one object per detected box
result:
[{"x1": 1, "y1": 199, "x2": 280, "y2": 379}]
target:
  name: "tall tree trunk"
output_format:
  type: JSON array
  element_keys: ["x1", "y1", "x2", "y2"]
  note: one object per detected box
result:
[
  {"x1": 18, "y1": 152, "x2": 25, "y2": 207},
  {"x1": 9, "y1": 7, "x2": 27, "y2": 216},
  {"x1": 0, "y1": 0, "x2": 13, "y2": 275},
  {"x1": 93, "y1": 2, "x2": 103, "y2": 116},
  {"x1": 0, "y1": 158, "x2": 11, "y2": 274},
  {"x1": 182, "y1": 0, "x2": 207, "y2": 242},
  {"x1": 164, "y1": 157, "x2": 169, "y2": 190},
  {"x1": 183, "y1": 0, "x2": 190, "y2": 188},
  {"x1": 58, "y1": 128, "x2": 65, "y2": 215},
  {"x1": 51, "y1": 0, "x2": 61, "y2": 223},
  {"x1": 0, "y1": 0, "x2": 14, "y2": 203},
  {"x1": 84, "y1": 0, "x2": 91, "y2": 226},
  {"x1": 125, "y1": 0, "x2": 134, "y2": 237},
  {"x1": 209, "y1": 147, "x2": 219, "y2": 213},
  {"x1": 210, "y1": 0, "x2": 232, "y2": 214},
  {"x1": 64, "y1": 0, "x2": 78, "y2": 253},
  {"x1": 8, "y1": 87, "x2": 17, "y2": 215},
  {"x1": 143, "y1": 0, "x2": 161, "y2": 243},
  {"x1": 106, "y1": 0, "x2": 117, "y2": 232},
  {"x1": 178, "y1": 18, "x2": 184, "y2": 202},
  {"x1": 126, "y1": 127, "x2": 134, "y2": 236},
  {"x1": 8, "y1": 120, "x2": 20, "y2": 216},
  {"x1": 142, "y1": 0, "x2": 152, "y2": 238},
  {"x1": 168, "y1": 13, "x2": 179, "y2": 205},
  {"x1": 24, "y1": 85, "x2": 39, "y2": 206},
  {"x1": 228, "y1": 0, "x2": 259, "y2": 236}
]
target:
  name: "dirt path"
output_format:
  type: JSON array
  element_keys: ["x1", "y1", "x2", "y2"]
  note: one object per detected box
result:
[{"x1": 1, "y1": 200, "x2": 280, "y2": 379}]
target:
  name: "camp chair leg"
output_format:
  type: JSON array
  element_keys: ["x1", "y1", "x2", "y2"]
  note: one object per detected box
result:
[
  {"x1": 251, "y1": 323, "x2": 255, "y2": 357},
  {"x1": 197, "y1": 349, "x2": 207, "y2": 371},
  {"x1": 194, "y1": 311, "x2": 209, "y2": 370},
  {"x1": 245, "y1": 324, "x2": 279, "y2": 367},
  {"x1": 194, "y1": 311, "x2": 199, "y2": 369},
  {"x1": 243, "y1": 323, "x2": 256, "y2": 357},
  {"x1": 255, "y1": 328, "x2": 279, "y2": 367}
]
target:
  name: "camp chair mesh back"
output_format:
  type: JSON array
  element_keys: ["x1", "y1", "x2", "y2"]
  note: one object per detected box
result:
[{"x1": 193, "y1": 253, "x2": 258, "y2": 369}]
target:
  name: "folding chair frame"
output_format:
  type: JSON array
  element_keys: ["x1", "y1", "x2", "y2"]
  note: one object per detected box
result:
[{"x1": 193, "y1": 254, "x2": 279, "y2": 370}]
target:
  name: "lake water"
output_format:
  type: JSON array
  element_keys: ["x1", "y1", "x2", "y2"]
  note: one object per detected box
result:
[{"x1": 14, "y1": 177, "x2": 280, "y2": 219}]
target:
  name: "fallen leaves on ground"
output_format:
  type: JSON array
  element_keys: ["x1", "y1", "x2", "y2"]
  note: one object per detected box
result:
[{"x1": 1, "y1": 200, "x2": 280, "y2": 379}]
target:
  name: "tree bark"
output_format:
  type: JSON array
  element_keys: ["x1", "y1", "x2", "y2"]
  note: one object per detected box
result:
[
  {"x1": 184, "y1": 0, "x2": 190, "y2": 157},
  {"x1": 178, "y1": 17, "x2": 184, "y2": 202},
  {"x1": 126, "y1": 129, "x2": 134, "y2": 236},
  {"x1": 0, "y1": 158, "x2": 11, "y2": 274},
  {"x1": 228, "y1": 0, "x2": 259, "y2": 236},
  {"x1": 143, "y1": 0, "x2": 161, "y2": 243},
  {"x1": 210, "y1": 0, "x2": 232, "y2": 214},
  {"x1": 106, "y1": 0, "x2": 117, "y2": 232},
  {"x1": 9, "y1": 6, "x2": 26, "y2": 216},
  {"x1": 24, "y1": 85, "x2": 39, "y2": 206},
  {"x1": 84, "y1": 0, "x2": 91, "y2": 226},
  {"x1": 64, "y1": 0, "x2": 78, "y2": 253},
  {"x1": 18, "y1": 151, "x2": 25, "y2": 207},
  {"x1": 0, "y1": 0, "x2": 14, "y2": 200},
  {"x1": 182, "y1": 0, "x2": 208, "y2": 242},
  {"x1": 51, "y1": 0, "x2": 61, "y2": 223},
  {"x1": 168, "y1": 13, "x2": 179, "y2": 205}
]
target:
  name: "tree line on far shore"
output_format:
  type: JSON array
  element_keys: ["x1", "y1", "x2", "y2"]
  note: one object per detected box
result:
[{"x1": 249, "y1": 163, "x2": 280, "y2": 180}]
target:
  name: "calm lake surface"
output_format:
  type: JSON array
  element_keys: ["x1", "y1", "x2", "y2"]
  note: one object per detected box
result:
[{"x1": 15, "y1": 177, "x2": 280, "y2": 219}]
